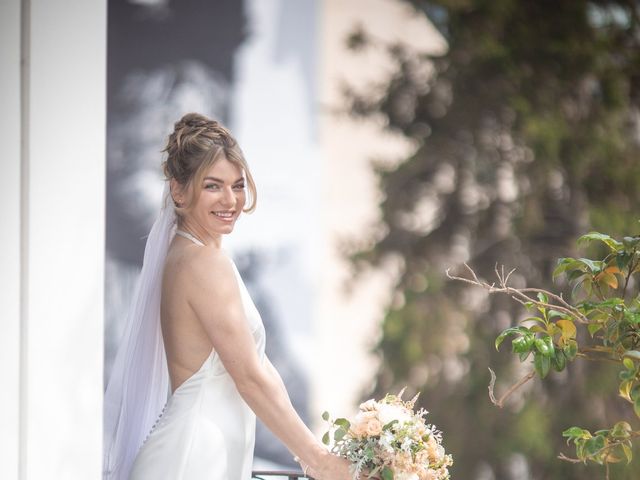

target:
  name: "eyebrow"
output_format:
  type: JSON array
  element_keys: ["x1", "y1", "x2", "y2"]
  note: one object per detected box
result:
[{"x1": 203, "y1": 176, "x2": 245, "y2": 184}]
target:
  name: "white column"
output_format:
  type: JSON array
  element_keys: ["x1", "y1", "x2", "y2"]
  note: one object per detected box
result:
[
  {"x1": 0, "y1": 0, "x2": 107, "y2": 478},
  {"x1": 0, "y1": 0, "x2": 23, "y2": 478}
]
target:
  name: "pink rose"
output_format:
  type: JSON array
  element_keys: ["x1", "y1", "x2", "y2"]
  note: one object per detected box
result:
[{"x1": 365, "y1": 418, "x2": 383, "y2": 436}]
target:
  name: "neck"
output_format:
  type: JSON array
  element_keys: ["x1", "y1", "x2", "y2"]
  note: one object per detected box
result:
[{"x1": 177, "y1": 219, "x2": 222, "y2": 248}]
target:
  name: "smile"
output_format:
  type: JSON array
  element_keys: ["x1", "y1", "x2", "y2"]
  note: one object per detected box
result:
[{"x1": 212, "y1": 211, "x2": 235, "y2": 221}]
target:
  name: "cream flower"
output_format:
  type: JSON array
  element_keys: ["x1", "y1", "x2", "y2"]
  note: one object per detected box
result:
[
  {"x1": 423, "y1": 469, "x2": 438, "y2": 480},
  {"x1": 349, "y1": 421, "x2": 366, "y2": 438},
  {"x1": 378, "y1": 403, "x2": 412, "y2": 426},
  {"x1": 360, "y1": 399, "x2": 378, "y2": 411},
  {"x1": 395, "y1": 471, "x2": 419, "y2": 480},
  {"x1": 365, "y1": 418, "x2": 383, "y2": 436}
]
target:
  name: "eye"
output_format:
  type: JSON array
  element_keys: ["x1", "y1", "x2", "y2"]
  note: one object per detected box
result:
[
  {"x1": 233, "y1": 183, "x2": 246, "y2": 191},
  {"x1": 204, "y1": 183, "x2": 220, "y2": 191}
]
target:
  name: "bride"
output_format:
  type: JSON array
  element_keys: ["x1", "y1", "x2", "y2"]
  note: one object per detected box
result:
[{"x1": 103, "y1": 113, "x2": 351, "y2": 480}]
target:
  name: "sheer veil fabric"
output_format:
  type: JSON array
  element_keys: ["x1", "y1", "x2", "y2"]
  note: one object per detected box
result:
[{"x1": 103, "y1": 185, "x2": 175, "y2": 480}]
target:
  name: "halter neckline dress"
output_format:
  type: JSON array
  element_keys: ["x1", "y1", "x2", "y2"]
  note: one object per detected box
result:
[{"x1": 129, "y1": 231, "x2": 266, "y2": 479}]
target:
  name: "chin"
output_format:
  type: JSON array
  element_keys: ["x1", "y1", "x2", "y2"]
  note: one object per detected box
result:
[{"x1": 214, "y1": 224, "x2": 236, "y2": 235}]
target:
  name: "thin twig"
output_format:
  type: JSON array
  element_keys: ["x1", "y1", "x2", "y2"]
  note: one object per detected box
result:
[
  {"x1": 488, "y1": 368, "x2": 536, "y2": 408},
  {"x1": 622, "y1": 252, "x2": 636, "y2": 300},
  {"x1": 446, "y1": 264, "x2": 589, "y2": 324},
  {"x1": 558, "y1": 431, "x2": 640, "y2": 464},
  {"x1": 557, "y1": 453, "x2": 583, "y2": 464}
]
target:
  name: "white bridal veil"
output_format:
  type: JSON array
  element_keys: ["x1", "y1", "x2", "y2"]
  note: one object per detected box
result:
[{"x1": 103, "y1": 185, "x2": 175, "y2": 480}]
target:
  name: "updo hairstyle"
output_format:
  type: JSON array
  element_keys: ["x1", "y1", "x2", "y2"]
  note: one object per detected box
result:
[{"x1": 162, "y1": 112, "x2": 257, "y2": 216}]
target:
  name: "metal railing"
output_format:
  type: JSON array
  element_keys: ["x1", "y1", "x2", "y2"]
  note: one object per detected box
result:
[{"x1": 251, "y1": 470, "x2": 312, "y2": 479}]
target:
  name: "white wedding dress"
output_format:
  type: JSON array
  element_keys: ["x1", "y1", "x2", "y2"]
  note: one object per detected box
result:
[{"x1": 129, "y1": 241, "x2": 266, "y2": 480}]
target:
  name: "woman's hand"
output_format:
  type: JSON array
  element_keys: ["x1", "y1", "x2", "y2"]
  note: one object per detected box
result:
[{"x1": 302, "y1": 451, "x2": 352, "y2": 480}]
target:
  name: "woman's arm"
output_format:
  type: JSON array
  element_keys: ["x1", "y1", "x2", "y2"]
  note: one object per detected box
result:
[{"x1": 185, "y1": 250, "x2": 351, "y2": 479}]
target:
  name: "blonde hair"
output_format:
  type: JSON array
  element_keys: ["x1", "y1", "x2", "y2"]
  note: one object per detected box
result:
[{"x1": 162, "y1": 112, "x2": 257, "y2": 216}]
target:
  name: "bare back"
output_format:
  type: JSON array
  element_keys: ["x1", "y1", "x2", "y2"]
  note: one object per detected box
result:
[{"x1": 161, "y1": 236, "x2": 224, "y2": 393}]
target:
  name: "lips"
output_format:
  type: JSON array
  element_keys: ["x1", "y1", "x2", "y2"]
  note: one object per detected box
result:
[{"x1": 212, "y1": 210, "x2": 236, "y2": 222}]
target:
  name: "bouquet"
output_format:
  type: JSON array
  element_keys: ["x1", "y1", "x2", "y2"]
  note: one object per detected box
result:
[{"x1": 322, "y1": 389, "x2": 452, "y2": 480}]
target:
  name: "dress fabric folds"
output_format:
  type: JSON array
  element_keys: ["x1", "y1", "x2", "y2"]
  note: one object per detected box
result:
[{"x1": 129, "y1": 260, "x2": 266, "y2": 480}]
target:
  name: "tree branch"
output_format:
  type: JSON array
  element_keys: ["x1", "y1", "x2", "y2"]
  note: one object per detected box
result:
[
  {"x1": 445, "y1": 263, "x2": 589, "y2": 324},
  {"x1": 488, "y1": 367, "x2": 536, "y2": 408}
]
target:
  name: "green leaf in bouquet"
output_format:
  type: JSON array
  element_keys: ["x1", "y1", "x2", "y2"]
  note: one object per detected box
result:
[
  {"x1": 381, "y1": 466, "x2": 394, "y2": 480},
  {"x1": 334, "y1": 417, "x2": 351, "y2": 430},
  {"x1": 383, "y1": 419, "x2": 398, "y2": 431},
  {"x1": 322, "y1": 431, "x2": 330, "y2": 445},
  {"x1": 322, "y1": 411, "x2": 330, "y2": 422},
  {"x1": 334, "y1": 427, "x2": 347, "y2": 442},
  {"x1": 364, "y1": 446, "x2": 374, "y2": 460}
]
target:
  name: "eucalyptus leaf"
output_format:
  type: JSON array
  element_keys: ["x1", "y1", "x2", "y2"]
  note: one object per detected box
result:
[
  {"x1": 381, "y1": 466, "x2": 394, "y2": 480},
  {"x1": 334, "y1": 418, "x2": 351, "y2": 429}
]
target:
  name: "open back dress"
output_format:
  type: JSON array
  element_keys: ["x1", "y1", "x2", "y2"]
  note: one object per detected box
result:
[{"x1": 129, "y1": 240, "x2": 266, "y2": 480}]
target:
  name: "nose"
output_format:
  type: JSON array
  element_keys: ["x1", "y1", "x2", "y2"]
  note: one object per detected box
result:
[{"x1": 220, "y1": 186, "x2": 236, "y2": 208}]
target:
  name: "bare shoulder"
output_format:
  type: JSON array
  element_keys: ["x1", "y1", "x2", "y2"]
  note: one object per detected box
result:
[{"x1": 180, "y1": 246, "x2": 238, "y2": 299}]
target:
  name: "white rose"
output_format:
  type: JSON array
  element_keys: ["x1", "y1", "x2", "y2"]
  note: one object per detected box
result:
[{"x1": 377, "y1": 403, "x2": 412, "y2": 426}]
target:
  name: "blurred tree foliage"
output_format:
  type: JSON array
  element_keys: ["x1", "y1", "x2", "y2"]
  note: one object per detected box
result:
[{"x1": 345, "y1": 1, "x2": 640, "y2": 478}]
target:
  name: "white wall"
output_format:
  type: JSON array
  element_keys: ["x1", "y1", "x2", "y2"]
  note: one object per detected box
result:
[
  {"x1": 0, "y1": 1, "x2": 106, "y2": 478},
  {"x1": 0, "y1": 0, "x2": 23, "y2": 478}
]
